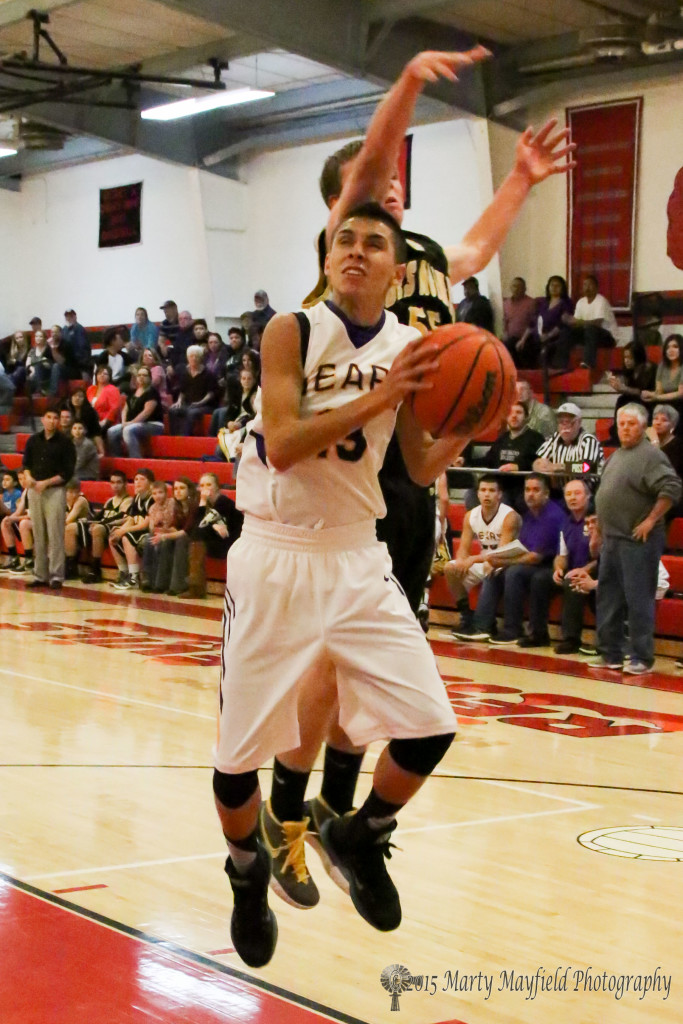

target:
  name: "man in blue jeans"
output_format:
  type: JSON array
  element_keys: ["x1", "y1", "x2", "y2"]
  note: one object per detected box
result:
[
  {"x1": 474, "y1": 473, "x2": 564, "y2": 647},
  {"x1": 592, "y1": 403, "x2": 681, "y2": 675}
]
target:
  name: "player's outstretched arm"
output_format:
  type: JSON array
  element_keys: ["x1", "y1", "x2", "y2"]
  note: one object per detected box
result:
[
  {"x1": 445, "y1": 118, "x2": 577, "y2": 283},
  {"x1": 395, "y1": 404, "x2": 469, "y2": 487},
  {"x1": 261, "y1": 316, "x2": 440, "y2": 472},
  {"x1": 326, "y1": 46, "x2": 490, "y2": 245}
]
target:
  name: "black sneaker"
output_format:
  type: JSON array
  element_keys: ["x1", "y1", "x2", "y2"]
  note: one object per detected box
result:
[
  {"x1": 82, "y1": 568, "x2": 102, "y2": 584},
  {"x1": 1, "y1": 556, "x2": 21, "y2": 572},
  {"x1": 9, "y1": 559, "x2": 26, "y2": 575},
  {"x1": 517, "y1": 633, "x2": 551, "y2": 648},
  {"x1": 319, "y1": 815, "x2": 401, "y2": 932},
  {"x1": 303, "y1": 795, "x2": 349, "y2": 894},
  {"x1": 113, "y1": 573, "x2": 134, "y2": 590},
  {"x1": 224, "y1": 841, "x2": 278, "y2": 968},
  {"x1": 554, "y1": 640, "x2": 580, "y2": 655},
  {"x1": 451, "y1": 627, "x2": 490, "y2": 642}
]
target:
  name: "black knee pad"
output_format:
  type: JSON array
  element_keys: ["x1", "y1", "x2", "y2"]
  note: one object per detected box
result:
[
  {"x1": 388, "y1": 733, "x2": 455, "y2": 777},
  {"x1": 212, "y1": 768, "x2": 259, "y2": 809}
]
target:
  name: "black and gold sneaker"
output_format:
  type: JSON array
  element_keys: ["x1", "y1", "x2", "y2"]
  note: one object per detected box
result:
[
  {"x1": 303, "y1": 795, "x2": 349, "y2": 895},
  {"x1": 259, "y1": 800, "x2": 319, "y2": 909},
  {"x1": 224, "y1": 839, "x2": 278, "y2": 968}
]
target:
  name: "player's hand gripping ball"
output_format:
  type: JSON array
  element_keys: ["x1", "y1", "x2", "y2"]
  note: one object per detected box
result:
[{"x1": 408, "y1": 322, "x2": 517, "y2": 438}]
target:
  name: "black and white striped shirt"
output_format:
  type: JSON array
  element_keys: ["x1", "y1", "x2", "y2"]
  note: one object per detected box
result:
[{"x1": 535, "y1": 429, "x2": 605, "y2": 475}]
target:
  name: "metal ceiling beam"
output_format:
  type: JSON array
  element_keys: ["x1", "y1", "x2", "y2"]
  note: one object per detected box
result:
[
  {"x1": 0, "y1": 133, "x2": 119, "y2": 186},
  {"x1": 0, "y1": 0, "x2": 78, "y2": 31},
  {"x1": 135, "y1": 34, "x2": 265, "y2": 79}
]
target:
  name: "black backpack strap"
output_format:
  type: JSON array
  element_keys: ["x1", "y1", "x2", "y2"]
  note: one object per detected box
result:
[{"x1": 294, "y1": 311, "x2": 311, "y2": 367}]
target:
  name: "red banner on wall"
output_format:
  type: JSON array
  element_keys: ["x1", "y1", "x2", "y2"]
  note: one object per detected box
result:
[
  {"x1": 99, "y1": 181, "x2": 142, "y2": 248},
  {"x1": 567, "y1": 98, "x2": 641, "y2": 310}
]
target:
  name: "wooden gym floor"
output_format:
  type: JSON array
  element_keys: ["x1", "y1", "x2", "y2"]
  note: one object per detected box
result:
[{"x1": 0, "y1": 576, "x2": 681, "y2": 1024}]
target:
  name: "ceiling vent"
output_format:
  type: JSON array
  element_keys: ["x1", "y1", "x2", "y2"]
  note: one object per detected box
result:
[{"x1": 16, "y1": 120, "x2": 69, "y2": 150}]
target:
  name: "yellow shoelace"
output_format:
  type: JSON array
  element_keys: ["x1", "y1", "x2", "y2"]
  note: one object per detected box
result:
[{"x1": 276, "y1": 817, "x2": 312, "y2": 883}]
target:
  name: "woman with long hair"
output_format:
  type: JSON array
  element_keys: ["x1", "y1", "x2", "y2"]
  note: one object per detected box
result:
[
  {"x1": 537, "y1": 275, "x2": 575, "y2": 369},
  {"x1": 642, "y1": 333, "x2": 683, "y2": 435},
  {"x1": 68, "y1": 386, "x2": 105, "y2": 454},
  {"x1": 144, "y1": 477, "x2": 198, "y2": 595},
  {"x1": 25, "y1": 330, "x2": 53, "y2": 395},
  {"x1": 606, "y1": 341, "x2": 656, "y2": 440},
  {"x1": 87, "y1": 365, "x2": 122, "y2": 435},
  {"x1": 134, "y1": 347, "x2": 171, "y2": 409},
  {"x1": 130, "y1": 306, "x2": 160, "y2": 354},
  {"x1": 4, "y1": 331, "x2": 30, "y2": 392},
  {"x1": 107, "y1": 365, "x2": 165, "y2": 458}
]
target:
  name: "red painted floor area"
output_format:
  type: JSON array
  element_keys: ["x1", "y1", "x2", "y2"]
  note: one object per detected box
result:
[{"x1": 0, "y1": 876, "x2": 366, "y2": 1024}]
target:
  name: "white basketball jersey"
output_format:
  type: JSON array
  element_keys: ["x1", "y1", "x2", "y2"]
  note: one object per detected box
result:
[
  {"x1": 468, "y1": 502, "x2": 514, "y2": 552},
  {"x1": 236, "y1": 302, "x2": 421, "y2": 529}
]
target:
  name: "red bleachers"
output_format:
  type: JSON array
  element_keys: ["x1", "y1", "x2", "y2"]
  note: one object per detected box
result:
[
  {"x1": 99, "y1": 457, "x2": 233, "y2": 486},
  {"x1": 519, "y1": 368, "x2": 591, "y2": 394},
  {"x1": 595, "y1": 418, "x2": 612, "y2": 442},
  {"x1": 148, "y1": 436, "x2": 217, "y2": 458}
]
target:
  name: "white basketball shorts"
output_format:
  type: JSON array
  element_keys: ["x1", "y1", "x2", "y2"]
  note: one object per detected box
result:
[{"x1": 215, "y1": 516, "x2": 457, "y2": 773}]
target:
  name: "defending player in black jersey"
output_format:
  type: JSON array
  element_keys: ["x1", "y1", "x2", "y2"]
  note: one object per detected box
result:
[{"x1": 260, "y1": 49, "x2": 576, "y2": 911}]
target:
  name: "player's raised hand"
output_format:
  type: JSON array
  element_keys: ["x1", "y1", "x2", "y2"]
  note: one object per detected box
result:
[
  {"x1": 405, "y1": 45, "x2": 491, "y2": 84},
  {"x1": 514, "y1": 118, "x2": 577, "y2": 186}
]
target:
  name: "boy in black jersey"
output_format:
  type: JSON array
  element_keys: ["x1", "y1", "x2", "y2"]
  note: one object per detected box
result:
[
  {"x1": 108, "y1": 468, "x2": 154, "y2": 590},
  {"x1": 261, "y1": 48, "x2": 577, "y2": 911},
  {"x1": 81, "y1": 471, "x2": 132, "y2": 583}
]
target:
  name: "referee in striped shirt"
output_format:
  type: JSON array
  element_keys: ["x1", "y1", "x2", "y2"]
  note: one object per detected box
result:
[{"x1": 533, "y1": 402, "x2": 604, "y2": 489}]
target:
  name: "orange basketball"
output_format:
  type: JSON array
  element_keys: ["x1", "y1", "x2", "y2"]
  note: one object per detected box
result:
[{"x1": 408, "y1": 322, "x2": 517, "y2": 438}]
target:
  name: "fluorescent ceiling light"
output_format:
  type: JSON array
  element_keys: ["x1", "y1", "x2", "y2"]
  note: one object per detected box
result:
[
  {"x1": 0, "y1": 146, "x2": 17, "y2": 158},
  {"x1": 141, "y1": 88, "x2": 275, "y2": 121}
]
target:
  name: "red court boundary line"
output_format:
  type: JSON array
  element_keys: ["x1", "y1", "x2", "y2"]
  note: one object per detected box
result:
[
  {"x1": 53, "y1": 883, "x2": 108, "y2": 893},
  {"x1": 0, "y1": 871, "x2": 371, "y2": 1024},
  {"x1": 3, "y1": 576, "x2": 681, "y2": 695}
]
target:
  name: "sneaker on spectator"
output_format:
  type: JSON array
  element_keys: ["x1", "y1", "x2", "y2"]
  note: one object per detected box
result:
[
  {"x1": 224, "y1": 841, "x2": 278, "y2": 968},
  {"x1": 488, "y1": 634, "x2": 520, "y2": 646},
  {"x1": 9, "y1": 559, "x2": 27, "y2": 575},
  {"x1": 579, "y1": 643, "x2": 598, "y2": 656},
  {"x1": 2, "y1": 556, "x2": 21, "y2": 573},
  {"x1": 259, "y1": 800, "x2": 319, "y2": 909},
  {"x1": 623, "y1": 660, "x2": 652, "y2": 676},
  {"x1": 675, "y1": 660, "x2": 683, "y2": 671},
  {"x1": 587, "y1": 656, "x2": 623, "y2": 670},
  {"x1": 82, "y1": 568, "x2": 102, "y2": 584},
  {"x1": 451, "y1": 628, "x2": 491, "y2": 642},
  {"x1": 554, "y1": 640, "x2": 580, "y2": 654},
  {"x1": 113, "y1": 573, "x2": 133, "y2": 590},
  {"x1": 319, "y1": 814, "x2": 401, "y2": 932},
  {"x1": 303, "y1": 795, "x2": 350, "y2": 894},
  {"x1": 24, "y1": 557, "x2": 34, "y2": 573},
  {"x1": 518, "y1": 633, "x2": 551, "y2": 648}
]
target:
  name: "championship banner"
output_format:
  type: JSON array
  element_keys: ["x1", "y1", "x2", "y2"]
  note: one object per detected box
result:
[
  {"x1": 567, "y1": 99, "x2": 641, "y2": 310},
  {"x1": 99, "y1": 182, "x2": 142, "y2": 248}
]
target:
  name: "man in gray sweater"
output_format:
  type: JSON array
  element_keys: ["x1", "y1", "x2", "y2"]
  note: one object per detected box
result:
[{"x1": 593, "y1": 403, "x2": 681, "y2": 674}]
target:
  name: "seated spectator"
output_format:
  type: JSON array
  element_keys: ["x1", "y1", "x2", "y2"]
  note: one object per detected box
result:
[
  {"x1": 108, "y1": 468, "x2": 155, "y2": 590},
  {"x1": 157, "y1": 300, "x2": 180, "y2": 355},
  {"x1": 87, "y1": 365, "x2": 123, "y2": 435},
  {"x1": 486, "y1": 473, "x2": 564, "y2": 647},
  {"x1": 606, "y1": 341, "x2": 656, "y2": 440},
  {"x1": 47, "y1": 324, "x2": 80, "y2": 395},
  {"x1": 25, "y1": 330, "x2": 53, "y2": 396},
  {"x1": 0, "y1": 469, "x2": 22, "y2": 535},
  {"x1": 95, "y1": 327, "x2": 134, "y2": 389},
  {"x1": 130, "y1": 307, "x2": 160, "y2": 354},
  {"x1": 168, "y1": 346, "x2": 218, "y2": 435},
  {"x1": 133, "y1": 349, "x2": 172, "y2": 410},
  {"x1": 250, "y1": 290, "x2": 276, "y2": 349},
  {"x1": 456, "y1": 276, "x2": 494, "y2": 332},
  {"x1": 3, "y1": 331, "x2": 30, "y2": 392},
  {"x1": 63, "y1": 479, "x2": 91, "y2": 579},
  {"x1": 558, "y1": 274, "x2": 617, "y2": 369},
  {"x1": 642, "y1": 334, "x2": 683, "y2": 434},
  {"x1": 107, "y1": 367, "x2": 165, "y2": 459},
  {"x1": 502, "y1": 277, "x2": 537, "y2": 368},
  {"x1": 143, "y1": 477, "x2": 198, "y2": 595},
  {"x1": 68, "y1": 387, "x2": 104, "y2": 454},
  {"x1": 215, "y1": 367, "x2": 258, "y2": 460},
  {"x1": 0, "y1": 359, "x2": 15, "y2": 413},
  {"x1": 210, "y1": 374, "x2": 242, "y2": 436},
  {"x1": 537, "y1": 275, "x2": 574, "y2": 370},
  {"x1": 140, "y1": 481, "x2": 176, "y2": 591},
  {"x1": 205, "y1": 332, "x2": 229, "y2": 387},
  {"x1": 224, "y1": 326, "x2": 248, "y2": 377},
  {"x1": 71, "y1": 422, "x2": 100, "y2": 481},
  {"x1": 516, "y1": 379, "x2": 556, "y2": 439},
  {"x1": 192, "y1": 319, "x2": 209, "y2": 346},
  {"x1": 164, "y1": 310, "x2": 195, "y2": 379},
  {"x1": 186, "y1": 472, "x2": 244, "y2": 597},
  {"x1": 240, "y1": 311, "x2": 259, "y2": 350},
  {"x1": 649, "y1": 403, "x2": 683, "y2": 477},
  {"x1": 446, "y1": 475, "x2": 520, "y2": 640},
  {"x1": 59, "y1": 407, "x2": 74, "y2": 434},
  {"x1": 533, "y1": 403, "x2": 604, "y2": 492},
  {"x1": 552, "y1": 479, "x2": 598, "y2": 654},
  {"x1": 63, "y1": 310, "x2": 91, "y2": 381},
  {"x1": 81, "y1": 471, "x2": 132, "y2": 583},
  {"x1": 0, "y1": 468, "x2": 33, "y2": 573},
  {"x1": 475, "y1": 401, "x2": 545, "y2": 512},
  {"x1": 241, "y1": 347, "x2": 261, "y2": 381}
]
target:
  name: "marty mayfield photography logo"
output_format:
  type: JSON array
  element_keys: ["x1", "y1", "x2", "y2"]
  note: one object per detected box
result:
[{"x1": 380, "y1": 964, "x2": 421, "y2": 1011}]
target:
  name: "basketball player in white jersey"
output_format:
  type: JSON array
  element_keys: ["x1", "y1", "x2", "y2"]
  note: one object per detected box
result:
[
  {"x1": 446, "y1": 474, "x2": 520, "y2": 639},
  {"x1": 213, "y1": 203, "x2": 470, "y2": 968}
]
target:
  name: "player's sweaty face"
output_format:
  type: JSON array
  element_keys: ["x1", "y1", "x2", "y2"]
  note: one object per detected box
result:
[{"x1": 327, "y1": 218, "x2": 399, "y2": 298}]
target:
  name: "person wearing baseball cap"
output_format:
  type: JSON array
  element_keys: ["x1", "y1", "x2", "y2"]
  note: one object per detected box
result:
[
  {"x1": 62, "y1": 309, "x2": 91, "y2": 380},
  {"x1": 533, "y1": 400, "x2": 604, "y2": 490},
  {"x1": 157, "y1": 300, "x2": 180, "y2": 360},
  {"x1": 29, "y1": 316, "x2": 42, "y2": 330}
]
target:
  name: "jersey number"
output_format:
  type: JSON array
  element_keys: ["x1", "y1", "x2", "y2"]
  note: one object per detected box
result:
[{"x1": 318, "y1": 428, "x2": 367, "y2": 463}]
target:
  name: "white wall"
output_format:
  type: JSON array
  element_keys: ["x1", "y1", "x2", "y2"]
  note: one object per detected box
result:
[
  {"x1": 0, "y1": 188, "x2": 21, "y2": 332},
  {"x1": 490, "y1": 70, "x2": 683, "y2": 300},
  {"x1": 243, "y1": 117, "x2": 499, "y2": 315}
]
